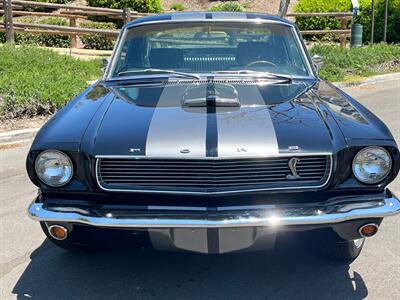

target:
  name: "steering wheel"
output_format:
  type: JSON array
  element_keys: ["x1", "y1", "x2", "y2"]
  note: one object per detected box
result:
[{"x1": 246, "y1": 60, "x2": 277, "y2": 68}]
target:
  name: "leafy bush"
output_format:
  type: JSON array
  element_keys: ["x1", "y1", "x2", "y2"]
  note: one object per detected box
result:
[
  {"x1": 356, "y1": 0, "x2": 400, "y2": 43},
  {"x1": 209, "y1": 1, "x2": 246, "y2": 12},
  {"x1": 0, "y1": 45, "x2": 101, "y2": 119},
  {"x1": 86, "y1": 0, "x2": 162, "y2": 13},
  {"x1": 2, "y1": 17, "x2": 71, "y2": 48},
  {"x1": 295, "y1": 0, "x2": 400, "y2": 43},
  {"x1": 310, "y1": 43, "x2": 400, "y2": 81},
  {"x1": 170, "y1": 3, "x2": 185, "y2": 11},
  {"x1": 35, "y1": 17, "x2": 71, "y2": 48},
  {"x1": 80, "y1": 21, "x2": 117, "y2": 50}
]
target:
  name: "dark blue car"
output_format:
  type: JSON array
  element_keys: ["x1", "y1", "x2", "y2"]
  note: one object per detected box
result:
[{"x1": 26, "y1": 12, "x2": 400, "y2": 260}]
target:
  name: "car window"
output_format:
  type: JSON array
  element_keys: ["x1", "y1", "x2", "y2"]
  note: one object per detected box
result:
[{"x1": 110, "y1": 22, "x2": 312, "y2": 78}]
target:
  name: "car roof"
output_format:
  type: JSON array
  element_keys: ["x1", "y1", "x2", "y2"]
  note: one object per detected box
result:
[{"x1": 125, "y1": 12, "x2": 292, "y2": 28}]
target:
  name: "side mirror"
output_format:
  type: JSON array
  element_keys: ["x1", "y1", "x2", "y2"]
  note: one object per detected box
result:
[
  {"x1": 102, "y1": 58, "x2": 110, "y2": 74},
  {"x1": 311, "y1": 55, "x2": 323, "y2": 75}
]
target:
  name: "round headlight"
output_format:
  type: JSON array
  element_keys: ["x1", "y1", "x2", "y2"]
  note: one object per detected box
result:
[
  {"x1": 352, "y1": 147, "x2": 392, "y2": 184},
  {"x1": 35, "y1": 150, "x2": 73, "y2": 187}
]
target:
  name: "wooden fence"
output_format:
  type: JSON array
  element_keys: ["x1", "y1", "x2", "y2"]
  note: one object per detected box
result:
[
  {"x1": 0, "y1": 0, "x2": 147, "y2": 47},
  {"x1": 287, "y1": 12, "x2": 353, "y2": 48},
  {"x1": 1, "y1": 0, "x2": 353, "y2": 49}
]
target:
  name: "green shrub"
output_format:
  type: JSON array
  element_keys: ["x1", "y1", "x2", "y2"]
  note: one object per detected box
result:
[
  {"x1": 80, "y1": 21, "x2": 117, "y2": 50},
  {"x1": 86, "y1": 0, "x2": 162, "y2": 13},
  {"x1": 356, "y1": 0, "x2": 400, "y2": 43},
  {"x1": 0, "y1": 45, "x2": 101, "y2": 119},
  {"x1": 310, "y1": 43, "x2": 400, "y2": 81},
  {"x1": 170, "y1": 3, "x2": 185, "y2": 11},
  {"x1": 209, "y1": 1, "x2": 246, "y2": 12},
  {"x1": 295, "y1": 0, "x2": 400, "y2": 43},
  {"x1": 6, "y1": 17, "x2": 71, "y2": 48},
  {"x1": 36, "y1": 17, "x2": 71, "y2": 48}
]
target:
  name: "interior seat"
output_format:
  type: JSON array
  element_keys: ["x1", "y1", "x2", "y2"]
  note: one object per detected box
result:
[{"x1": 149, "y1": 48, "x2": 184, "y2": 69}]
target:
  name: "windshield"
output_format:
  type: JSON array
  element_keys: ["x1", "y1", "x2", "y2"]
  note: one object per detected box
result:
[{"x1": 109, "y1": 22, "x2": 313, "y2": 79}]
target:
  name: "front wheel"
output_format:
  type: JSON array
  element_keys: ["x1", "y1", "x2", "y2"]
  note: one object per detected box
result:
[{"x1": 325, "y1": 238, "x2": 365, "y2": 261}]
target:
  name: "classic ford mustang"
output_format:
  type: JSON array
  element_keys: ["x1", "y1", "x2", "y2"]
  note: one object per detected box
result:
[{"x1": 27, "y1": 12, "x2": 400, "y2": 260}]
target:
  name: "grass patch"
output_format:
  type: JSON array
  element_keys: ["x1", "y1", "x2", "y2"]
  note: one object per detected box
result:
[
  {"x1": 310, "y1": 43, "x2": 400, "y2": 82},
  {"x1": 0, "y1": 45, "x2": 101, "y2": 119}
]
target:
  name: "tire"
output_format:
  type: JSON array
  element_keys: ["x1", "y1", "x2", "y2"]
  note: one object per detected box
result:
[
  {"x1": 325, "y1": 238, "x2": 365, "y2": 261},
  {"x1": 40, "y1": 222, "x2": 101, "y2": 254}
]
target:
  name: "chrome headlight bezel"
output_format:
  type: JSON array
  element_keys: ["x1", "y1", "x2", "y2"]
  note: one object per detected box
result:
[
  {"x1": 34, "y1": 150, "x2": 74, "y2": 187},
  {"x1": 352, "y1": 146, "x2": 392, "y2": 185}
]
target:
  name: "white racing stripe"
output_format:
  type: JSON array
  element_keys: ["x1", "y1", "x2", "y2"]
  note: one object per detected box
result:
[
  {"x1": 216, "y1": 86, "x2": 279, "y2": 157},
  {"x1": 171, "y1": 12, "x2": 207, "y2": 20},
  {"x1": 145, "y1": 85, "x2": 208, "y2": 158}
]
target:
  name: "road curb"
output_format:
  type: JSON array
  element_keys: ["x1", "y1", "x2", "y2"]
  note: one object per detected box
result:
[
  {"x1": 0, "y1": 128, "x2": 39, "y2": 145},
  {"x1": 333, "y1": 72, "x2": 400, "y2": 88}
]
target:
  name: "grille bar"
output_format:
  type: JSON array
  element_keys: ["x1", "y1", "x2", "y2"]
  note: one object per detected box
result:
[{"x1": 96, "y1": 155, "x2": 332, "y2": 194}]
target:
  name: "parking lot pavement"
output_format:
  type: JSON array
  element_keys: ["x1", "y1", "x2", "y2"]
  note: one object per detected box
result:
[{"x1": 1, "y1": 80, "x2": 399, "y2": 300}]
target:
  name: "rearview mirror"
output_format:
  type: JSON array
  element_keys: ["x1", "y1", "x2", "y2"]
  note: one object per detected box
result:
[
  {"x1": 311, "y1": 55, "x2": 323, "y2": 75},
  {"x1": 102, "y1": 58, "x2": 110, "y2": 74}
]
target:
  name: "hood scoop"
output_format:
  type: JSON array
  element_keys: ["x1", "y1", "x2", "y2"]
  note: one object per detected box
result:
[{"x1": 182, "y1": 83, "x2": 240, "y2": 107}]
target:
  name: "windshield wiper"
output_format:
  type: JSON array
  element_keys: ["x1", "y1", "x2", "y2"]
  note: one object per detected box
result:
[
  {"x1": 214, "y1": 70, "x2": 292, "y2": 82},
  {"x1": 118, "y1": 69, "x2": 200, "y2": 80}
]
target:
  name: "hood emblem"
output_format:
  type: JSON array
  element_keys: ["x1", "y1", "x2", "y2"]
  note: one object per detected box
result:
[
  {"x1": 286, "y1": 157, "x2": 301, "y2": 180},
  {"x1": 180, "y1": 149, "x2": 190, "y2": 154}
]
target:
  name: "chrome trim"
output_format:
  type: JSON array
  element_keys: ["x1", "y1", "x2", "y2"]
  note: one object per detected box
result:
[
  {"x1": 126, "y1": 18, "x2": 295, "y2": 31},
  {"x1": 94, "y1": 154, "x2": 333, "y2": 195},
  {"x1": 104, "y1": 28, "x2": 127, "y2": 80},
  {"x1": 106, "y1": 19, "x2": 315, "y2": 80},
  {"x1": 28, "y1": 196, "x2": 400, "y2": 228},
  {"x1": 95, "y1": 152, "x2": 333, "y2": 159}
]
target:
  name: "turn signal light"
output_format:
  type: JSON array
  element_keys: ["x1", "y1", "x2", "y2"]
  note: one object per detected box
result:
[
  {"x1": 48, "y1": 225, "x2": 68, "y2": 240},
  {"x1": 359, "y1": 223, "x2": 379, "y2": 238}
]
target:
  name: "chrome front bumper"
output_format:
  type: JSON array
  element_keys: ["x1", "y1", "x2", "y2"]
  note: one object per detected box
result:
[{"x1": 28, "y1": 193, "x2": 400, "y2": 229}]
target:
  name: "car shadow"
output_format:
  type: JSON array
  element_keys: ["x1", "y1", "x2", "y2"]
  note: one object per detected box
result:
[{"x1": 12, "y1": 234, "x2": 368, "y2": 300}]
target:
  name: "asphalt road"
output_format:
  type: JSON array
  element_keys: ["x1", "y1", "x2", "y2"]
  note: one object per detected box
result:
[{"x1": 1, "y1": 81, "x2": 399, "y2": 300}]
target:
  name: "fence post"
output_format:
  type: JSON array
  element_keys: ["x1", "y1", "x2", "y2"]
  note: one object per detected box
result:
[
  {"x1": 371, "y1": 0, "x2": 375, "y2": 44},
  {"x1": 383, "y1": 0, "x2": 388, "y2": 42},
  {"x1": 278, "y1": 0, "x2": 290, "y2": 18},
  {"x1": 3, "y1": 0, "x2": 14, "y2": 43},
  {"x1": 339, "y1": 17, "x2": 347, "y2": 48},
  {"x1": 122, "y1": 8, "x2": 131, "y2": 24},
  {"x1": 69, "y1": 16, "x2": 77, "y2": 48}
]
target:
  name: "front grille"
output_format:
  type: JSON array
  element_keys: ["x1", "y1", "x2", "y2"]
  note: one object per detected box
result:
[{"x1": 96, "y1": 155, "x2": 332, "y2": 194}]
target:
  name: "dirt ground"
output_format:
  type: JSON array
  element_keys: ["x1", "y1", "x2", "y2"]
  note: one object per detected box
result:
[
  {"x1": 0, "y1": 116, "x2": 50, "y2": 133},
  {"x1": 161, "y1": 0, "x2": 298, "y2": 14}
]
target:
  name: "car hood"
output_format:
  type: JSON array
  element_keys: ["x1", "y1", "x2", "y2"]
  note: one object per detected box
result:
[{"x1": 83, "y1": 80, "x2": 346, "y2": 158}]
